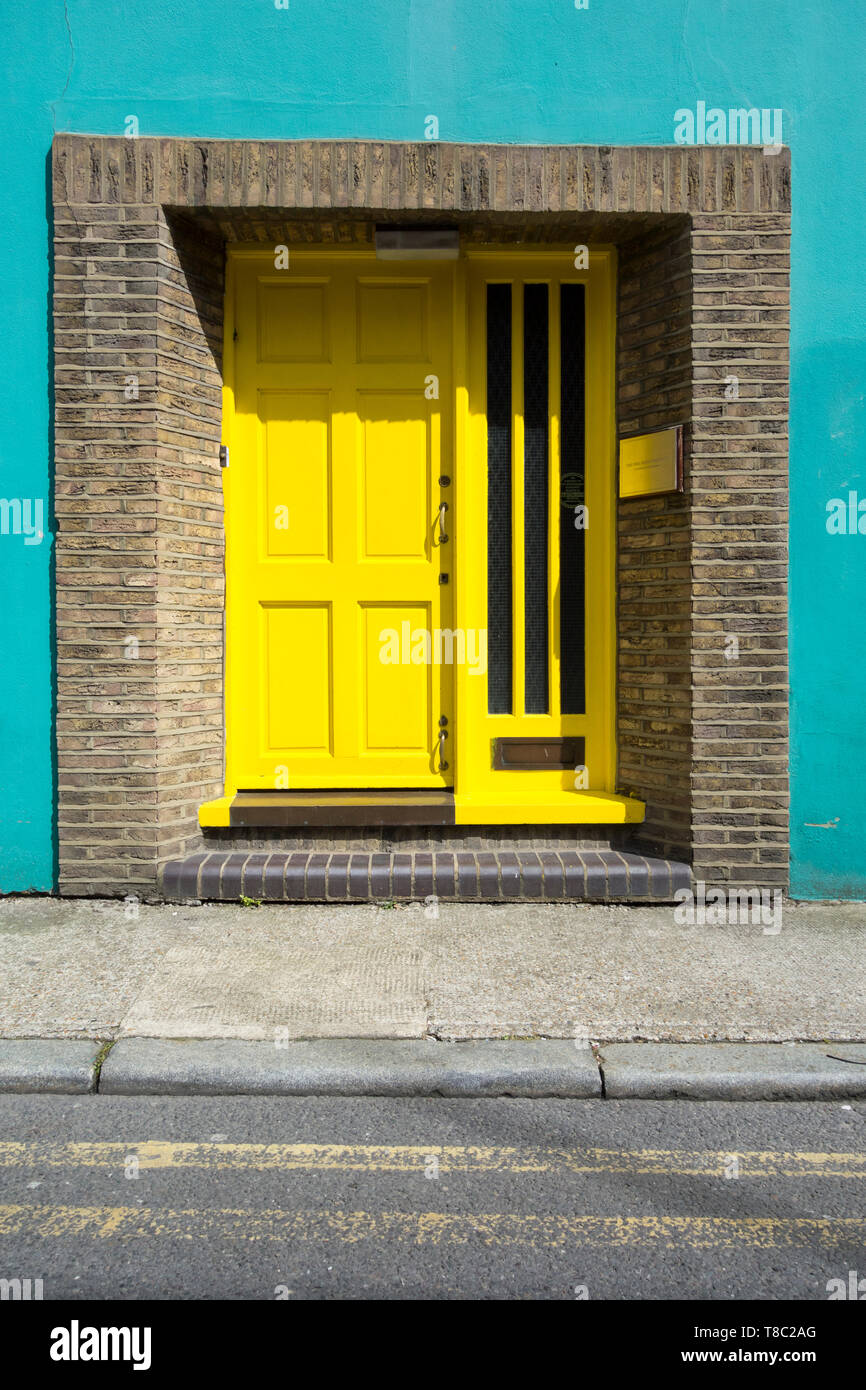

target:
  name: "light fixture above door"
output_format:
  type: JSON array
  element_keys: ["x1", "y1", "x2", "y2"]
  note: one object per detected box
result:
[{"x1": 375, "y1": 226, "x2": 460, "y2": 259}]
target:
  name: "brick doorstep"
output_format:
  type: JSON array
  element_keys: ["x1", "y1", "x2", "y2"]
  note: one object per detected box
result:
[{"x1": 161, "y1": 849, "x2": 692, "y2": 903}]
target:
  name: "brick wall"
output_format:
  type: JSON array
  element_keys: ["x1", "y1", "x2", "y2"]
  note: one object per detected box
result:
[
  {"x1": 154, "y1": 213, "x2": 225, "y2": 875},
  {"x1": 617, "y1": 222, "x2": 693, "y2": 859},
  {"x1": 54, "y1": 201, "x2": 164, "y2": 895},
  {"x1": 689, "y1": 213, "x2": 789, "y2": 886},
  {"x1": 51, "y1": 137, "x2": 790, "y2": 893},
  {"x1": 615, "y1": 213, "x2": 790, "y2": 883},
  {"x1": 52, "y1": 191, "x2": 225, "y2": 894}
]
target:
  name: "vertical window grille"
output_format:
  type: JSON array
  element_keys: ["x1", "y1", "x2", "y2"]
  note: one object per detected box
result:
[
  {"x1": 559, "y1": 283, "x2": 586, "y2": 714},
  {"x1": 523, "y1": 283, "x2": 549, "y2": 713},
  {"x1": 486, "y1": 284, "x2": 513, "y2": 715}
]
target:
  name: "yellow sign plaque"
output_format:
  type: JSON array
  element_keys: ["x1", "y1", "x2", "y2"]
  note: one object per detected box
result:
[{"x1": 619, "y1": 425, "x2": 683, "y2": 499}]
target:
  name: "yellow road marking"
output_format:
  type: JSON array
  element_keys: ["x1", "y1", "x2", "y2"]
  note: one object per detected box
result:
[
  {"x1": 0, "y1": 1140, "x2": 863, "y2": 1178},
  {"x1": 0, "y1": 1204, "x2": 864, "y2": 1249}
]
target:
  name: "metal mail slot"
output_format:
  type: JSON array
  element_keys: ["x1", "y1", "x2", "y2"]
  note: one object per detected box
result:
[{"x1": 492, "y1": 737, "x2": 586, "y2": 771}]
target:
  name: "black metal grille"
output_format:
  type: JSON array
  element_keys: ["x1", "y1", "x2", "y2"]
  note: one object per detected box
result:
[
  {"x1": 486, "y1": 284, "x2": 512, "y2": 714},
  {"x1": 560, "y1": 283, "x2": 586, "y2": 714},
  {"x1": 523, "y1": 283, "x2": 549, "y2": 713}
]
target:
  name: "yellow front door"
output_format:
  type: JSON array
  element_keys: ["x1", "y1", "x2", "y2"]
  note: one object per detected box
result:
[
  {"x1": 206, "y1": 243, "x2": 646, "y2": 831},
  {"x1": 226, "y1": 252, "x2": 454, "y2": 790}
]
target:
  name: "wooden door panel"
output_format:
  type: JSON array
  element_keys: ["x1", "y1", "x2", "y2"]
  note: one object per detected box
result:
[
  {"x1": 257, "y1": 279, "x2": 331, "y2": 362},
  {"x1": 358, "y1": 393, "x2": 431, "y2": 562},
  {"x1": 262, "y1": 603, "x2": 332, "y2": 755},
  {"x1": 361, "y1": 603, "x2": 432, "y2": 757},
  {"x1": 356, "y1": 279, "x2": 431, "y2": 362},
  {"x1": 261, "y1": 393, "x2": 331, "y2": 560},
  {"x1": 227, "y1": 255, "x2": 454, "y2": 791}
]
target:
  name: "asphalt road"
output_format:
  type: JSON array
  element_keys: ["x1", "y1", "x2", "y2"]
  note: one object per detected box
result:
[{"x1": 1, "y1": 1094, "x2": 865, "y2": 1300}]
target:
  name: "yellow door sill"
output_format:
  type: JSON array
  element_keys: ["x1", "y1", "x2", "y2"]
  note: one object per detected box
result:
[
  {"x1": 199, "y1": 791, "x2": 645, "y2": 829},
  {"x1": 452, "y1": 794, "x2": 644, "y2": 825},
  {"x1": 199, "y1": 796, "x2": 234, "y2": 827}
]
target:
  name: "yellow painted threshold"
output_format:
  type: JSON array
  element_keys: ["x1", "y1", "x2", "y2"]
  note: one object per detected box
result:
[
  {"x1": 198, "y1": 792, "x2": 645, "y2": 828},
  {"x1": 199, "y1": 796, "x2": 233, "y2": 828},
  {"x1": 453, "y1": 793, "x2": 644, "y2": 825}
]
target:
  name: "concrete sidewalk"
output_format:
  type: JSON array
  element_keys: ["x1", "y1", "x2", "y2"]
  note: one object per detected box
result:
[{"x1": 1, "y1": 895, "x2": 864, "y2": 1044}]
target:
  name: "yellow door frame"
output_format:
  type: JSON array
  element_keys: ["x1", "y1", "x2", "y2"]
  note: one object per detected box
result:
[{"x1": 201, "y1": 243, "x2": 644, "y2": 828}]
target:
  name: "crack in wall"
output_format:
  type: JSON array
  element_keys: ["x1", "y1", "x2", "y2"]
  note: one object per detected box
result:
[{"x1": 49, "y1": 0, "x2": 76, "y2": 134}]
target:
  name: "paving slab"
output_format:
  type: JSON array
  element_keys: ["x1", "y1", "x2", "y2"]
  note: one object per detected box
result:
[
  {"x1": 98, "y1": 1038, "x2": 602, "y2": 1097},
  {"x1": 0, "y1": 897, "x2": 194, "y2": 1039},
  {"x1": 0, "y1": 1040, "x2": 102, "y2": 1093},
  {"x1": 120, "y1": 938, "x2": 431, "y2": 1040},
  {"x1": 1, "y1": 897, "x2": 865, "y2": 1044},
  {"x1": 601, "y1": 1042, "x2": 866, "y2": 1100}
]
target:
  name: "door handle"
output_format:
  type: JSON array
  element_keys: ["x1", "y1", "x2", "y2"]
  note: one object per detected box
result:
[
  {"x1": 436, "y1": 501, "x2": 449, "y2": 544},
  {"x1": 437, "y1": 726, "x2": 449, "y2": 772}
]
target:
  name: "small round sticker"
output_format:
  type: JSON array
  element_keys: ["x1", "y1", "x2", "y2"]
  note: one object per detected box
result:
[{"x1": 560, "y1": 472, "x2": 584, "y2": 509}]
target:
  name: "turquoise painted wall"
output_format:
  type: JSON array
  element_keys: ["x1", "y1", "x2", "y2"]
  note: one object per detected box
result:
[{"x1": 2, "y1": 0, "x2": 864, "y2": 897}]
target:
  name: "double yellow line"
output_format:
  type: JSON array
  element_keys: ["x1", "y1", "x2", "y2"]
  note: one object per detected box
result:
[
  {"x1": 0, "y1": 1205, "x2": 864, "y2": 1250},
  {"x1": 1, "y1": 1139, "x2": 865, "y2": 1178},
  {"x1": 3, "y1": 1139, "x2": 864, "y2": 1250}
]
